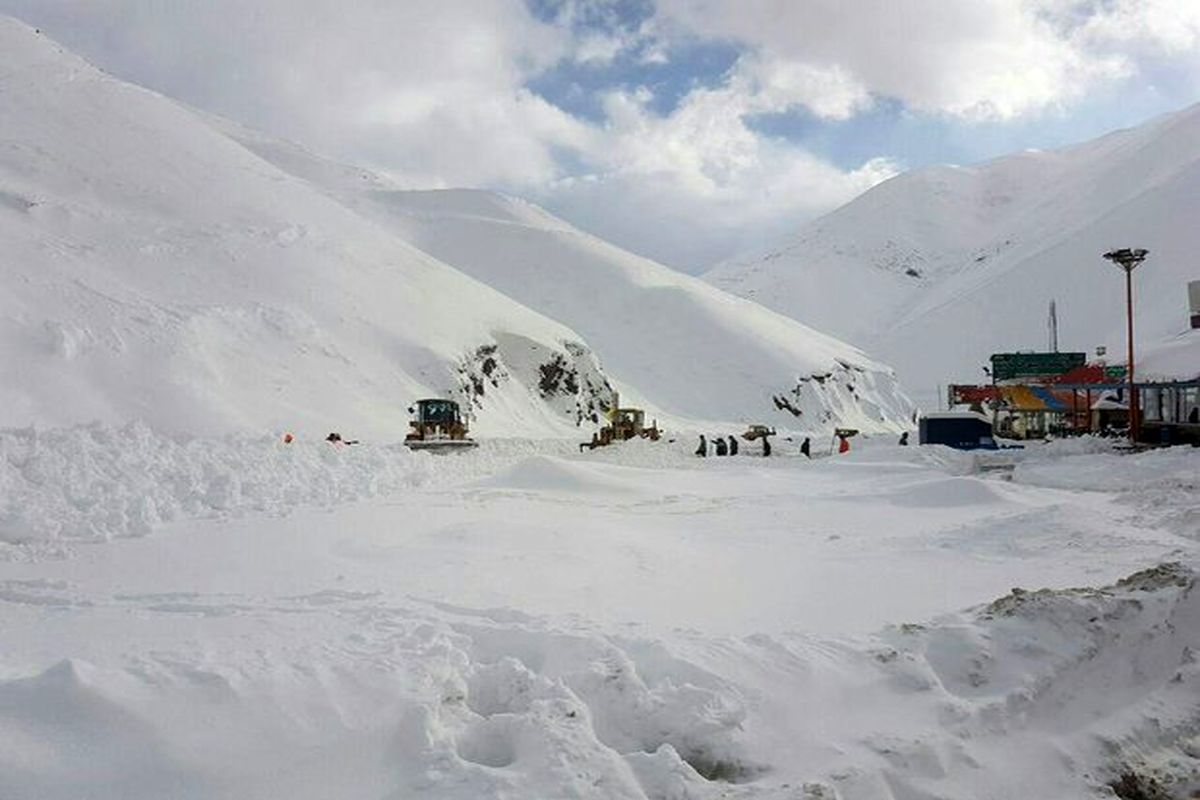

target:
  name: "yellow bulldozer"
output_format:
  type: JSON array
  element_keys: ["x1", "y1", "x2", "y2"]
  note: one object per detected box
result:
[{"x1": 580, "y1": 393, "x2": 661, "y2": 451}]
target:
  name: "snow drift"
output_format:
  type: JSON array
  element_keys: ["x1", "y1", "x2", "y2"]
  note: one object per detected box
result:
[{"x1": 708, "y1": 103, "x2": 1200, "y2": 403}]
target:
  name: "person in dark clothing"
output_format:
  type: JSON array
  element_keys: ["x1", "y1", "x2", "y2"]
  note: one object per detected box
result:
[
  {"x1": 899, "y1": 431, "x2": 909, "y2": 446},
  {"x1": 761, "y1": 436, "x2": 771, "y2": 457},
  {"x1": 695, "y1": 434, "x2": 707, "y2": 457},
  {"x1": 727, "y1": 435, "x2": 738, "y2": 455},
  {"x1": 714, "y1": 436, "x2": 728, "y2": 456},
  {"x1": 800, "y1": 437, "x2": 811, "y2": 458}
]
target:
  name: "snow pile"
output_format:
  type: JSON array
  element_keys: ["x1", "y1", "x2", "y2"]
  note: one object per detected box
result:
[
  {"x1": 0, "y1": 422, "x2": 434, "y2": 543},
  {"x1": 708, "y1": 102, "x2": 1200, "y2": 403},
  {"x1": 861, "y1": 562, "x2": 1200, "y2": 798},
  {"x1": 0, "y1": 420, "x2": 738, "y2": 546},
  {"x1": 0, "y1": 422, "x2": 604, "y2": 545},
  {"x1": 0, "y1": 596, "x2": 759, "y2": 800}
]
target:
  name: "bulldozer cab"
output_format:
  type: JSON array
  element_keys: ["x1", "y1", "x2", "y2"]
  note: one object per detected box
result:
[
  {"x1": 413, "y1": 399, "x2": 462, "y2": 426},
  {"x1": 405, "y1": 398, "x2": 478, "y2": 451},
  {"x1": 614, "y1": 408, "x2": 643, "y2": 431}
]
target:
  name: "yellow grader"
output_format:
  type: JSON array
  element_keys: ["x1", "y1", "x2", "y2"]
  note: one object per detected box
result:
[{"x1": 580, "y1": 394, "x2": 661, "y2": 451}]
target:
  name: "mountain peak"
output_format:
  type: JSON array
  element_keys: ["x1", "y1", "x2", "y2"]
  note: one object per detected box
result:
[{"x1": 707, "y1": 104, "x2": 1200, "y2": 403}]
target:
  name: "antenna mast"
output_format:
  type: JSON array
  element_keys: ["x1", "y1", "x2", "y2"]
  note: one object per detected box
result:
[{"x1": 1048, "y1": 299, "x2": 1058, "y2": 353}]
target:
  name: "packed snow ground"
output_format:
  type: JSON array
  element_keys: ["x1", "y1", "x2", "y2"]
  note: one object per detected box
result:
[{"x1": 2, "y1": 430, "x2": 1198, "y2": 799}]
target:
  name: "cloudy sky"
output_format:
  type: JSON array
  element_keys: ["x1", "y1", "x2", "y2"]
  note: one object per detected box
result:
[{"x1": 3, "y1": 1, "x2": 1199, "y2": 271}]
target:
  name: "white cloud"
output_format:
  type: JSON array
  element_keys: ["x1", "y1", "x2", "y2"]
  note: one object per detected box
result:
[
  {"x1": 649, "y1": 0, "x2": 1177, "y2": 119},
  {"x1": 1066, "y1": 0, "x2": 1200, "y2": 52},
  {"x1": 538, "y1": 81, "x2": 898, "y2": 267},
  {"x1": 1, "y1": 0, "x2": 1196, "y2": 271},
  {"x1": 0, "y1": 0, "x2": 581, "y2": 186}
]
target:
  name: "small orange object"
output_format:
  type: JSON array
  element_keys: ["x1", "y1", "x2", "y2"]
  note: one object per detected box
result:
[{"x1": 283, "y1": 432, "x2": 294, "y2": 444}]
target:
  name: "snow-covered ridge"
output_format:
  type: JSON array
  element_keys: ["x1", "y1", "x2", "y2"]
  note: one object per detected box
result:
[{"x1": 707, "y1": 102, "x2": 1200, "y2": 402}]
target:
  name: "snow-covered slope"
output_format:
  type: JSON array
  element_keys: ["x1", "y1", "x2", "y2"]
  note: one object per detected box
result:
[
  {"x1": 351, "y1": 189, "x2": 916, "y2": 431},
  {"x1": 707, "y1": 104, "x2": 1200, "y2": 402},
  {"x1": 0, "y1": 17, "x2": 618, "y2": 438},
  {"x1": 0, "y1": 17, "x2": 912, "y2": 437},
  {"x1": 226, "y1": 118, "x2": 914, "y2": 431},
  {"x1": 215, "y1": 115, "x2": 915, "y2": 432}
]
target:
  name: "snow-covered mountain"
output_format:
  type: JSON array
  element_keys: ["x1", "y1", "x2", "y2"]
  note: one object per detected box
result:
[
  {"x1": 0, "y1": 17, "x2": 912, "y2": 437},
  {"x1": 707, "y1": 104, "x2": 1200, "y2": 403},
  {"x1": 0, "y1": 17, "x2": 617, "y2": 438},
  {"x1": 213, "y1": 117, "x2": 914, "y2": 432}
]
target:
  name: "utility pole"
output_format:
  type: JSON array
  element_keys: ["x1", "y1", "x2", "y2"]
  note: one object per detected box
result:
[{"x1": 1102, "y1": 248, "x2": 1148, "y2": 446}]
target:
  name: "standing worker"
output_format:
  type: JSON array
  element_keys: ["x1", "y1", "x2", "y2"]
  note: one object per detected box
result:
[
  {"x1": 800, "y1": 437, "x2": 811, "y2": 458},
  {"x1": 714, "y1": 436, "x2": 728, "y2": 456},
  {"x1": 695, "y1": 434, "x2": 708, "y2": 457},
  {"x1": 727, "y1": 435, "x2": 738, "y2": 456},
  {"x1": 762, "y1": 435, "x2": 771, "y2": 457}
]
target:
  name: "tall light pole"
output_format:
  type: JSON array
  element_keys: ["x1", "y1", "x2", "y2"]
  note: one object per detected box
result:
[{"x1": 1102, "y1": 248, "x2": 1148, "y2": 445}]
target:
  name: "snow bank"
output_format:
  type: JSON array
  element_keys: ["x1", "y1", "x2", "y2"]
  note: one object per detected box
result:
[
  {"x1": 1, "y1": 561, "x2": 1196, "y2": 799},
  {"x1": 1013, "y1": 442, "x2": 1200, "y2": 493},
  {"x1": 863, "y1": 562, "x2": 1200, "y2": 798},
  {"x1": 0, "y1": 422, "x2": 597, "y2": 544},
  {"x1": 0, "y1": 598, "x2": 758, "y2": 800},
  {"x1": 0, "y1": 422, "x2": 432, "y2": 543}
]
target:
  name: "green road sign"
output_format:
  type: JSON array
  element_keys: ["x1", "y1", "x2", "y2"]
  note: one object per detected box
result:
[{"x1": 990, "y1": 352, "x2": 1086, "y2": 381}]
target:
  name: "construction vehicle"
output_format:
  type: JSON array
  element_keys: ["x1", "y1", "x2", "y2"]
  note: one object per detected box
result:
[
  {"x1": 741, "y1": 424, "x2": 777, "y2": 441},
  {"x1": 404, "y1": 398, "x2": 478, "y2": 452},
  {"x1": 580, "y1": 393, "x2": 661, "y2": 450}
]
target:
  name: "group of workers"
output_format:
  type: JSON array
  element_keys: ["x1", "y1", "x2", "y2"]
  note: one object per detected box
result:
[
  {"x1": 695, "y1": 430, "x2": 909, "y2": 459},
  {"x1": 695, "y1": 433, "x2": 810, "y2": 458},
  {"x1": 695, "y1": 434, "x2": 745, "y2": 457}
]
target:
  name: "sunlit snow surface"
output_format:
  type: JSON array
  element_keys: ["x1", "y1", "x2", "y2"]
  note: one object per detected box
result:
[{"x1": 2, "y1": 430, "x2": 1197, "y2": 799}]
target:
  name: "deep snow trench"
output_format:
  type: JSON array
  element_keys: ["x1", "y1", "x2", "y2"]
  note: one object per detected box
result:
[{"x1": 1, "y1": 426, "x2": 1198, "y2": 799}]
